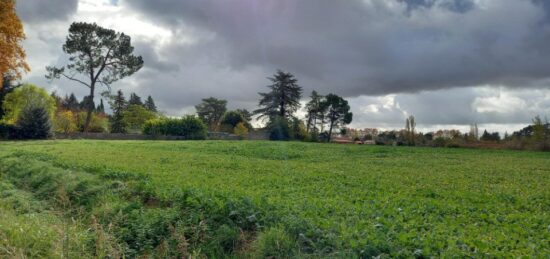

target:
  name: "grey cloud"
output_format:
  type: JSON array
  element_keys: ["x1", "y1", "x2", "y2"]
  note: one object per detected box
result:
[
  {"x1": 123, "y1": 0, "x2": 550, "y2": 97},
  {"x1": 18, "y1": 0, "x2": 550, "y2": 131},
  {"x1": 16, "y1": 0, "x2": 78, "y2": 24},
  {"x1": 399, "y1": 0, "x2": 475, "y2": 14},
  {"x1": 533, "y1": 0, "x2": 550, "y2": 21},
  {"x1": 133, "y1": 40, "x2": 181, "y2": 73}
]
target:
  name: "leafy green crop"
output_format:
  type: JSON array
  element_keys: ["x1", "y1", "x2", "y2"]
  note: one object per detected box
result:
[{"x1": 0, "y1": 140, "x2": 548, "y2": 257}]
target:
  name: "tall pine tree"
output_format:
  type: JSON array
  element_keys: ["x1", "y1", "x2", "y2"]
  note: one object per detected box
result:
[
  {"x1": 128, "y1": 93, "x2": 143, "y2": 106},
  {"x1": 305, "y1": 90, "x2": 323, "y2": 133},
  {"x1": 80, "y1": 95, "x2": 95, "y2": 111},
  {"x1": 254, "y1": 70, "x2": 302, "y2": 122},
  {"x1": 254, "y1": 70, "x2": 302, "y2": 140},
  {"x1": 144, "y1": 95, "x2": 157, "y2": 112},
  {"x1": 110, "y1": 90, "x2": 127, "y2": 133},
  {"x1": 320, "y1": 94, "x2": 353, "y2": 142}
]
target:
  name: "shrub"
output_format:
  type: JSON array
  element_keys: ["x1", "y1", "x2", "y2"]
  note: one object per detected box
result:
[
  {"x1": 0, "y1": 122, "x2": 18, "y2": 139},
  {"x1": 220, "y1": 111, "x2": 252, "y2": 133},
  {"x1": 17, "y1": 106, "x2": 52, "y2": 139},
  {"x1": 76, "y1": 112, "x2": 109, "y2": 133},
  {"x1": 290, "y1": 118, "x2": 308, "y2": 141},
  {"x1": 432, "y1": 137, "x2": 447, "y2": 147},
  {"x1": 122, "y1": 104, "x2": 157, "y2": 133},
  {"x1": 253, "y1": 227, "x2": 297, "y2": 258},
  {"x1": 1, "y1": 84, "x2": 56, "y2": 125},
  {"x1": 309, "y1": 130, "x2": 319, "y2": 142},
  {"x1": 143, "y1": 116, "x2": 207, "y2": 140},
  {"x1": 54, "y1": 110, "x2": 77, "y2": 134},
  {"x1": 268, "y1": 116, "x2": 291, "y2": 141},
  {"x1": 233, "y1": 122, "x2": 249, "y2": 140}
]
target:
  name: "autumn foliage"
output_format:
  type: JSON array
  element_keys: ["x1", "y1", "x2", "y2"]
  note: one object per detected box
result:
[{"x1": 0, "y1": 0, "x2": 29, "y2": 87}]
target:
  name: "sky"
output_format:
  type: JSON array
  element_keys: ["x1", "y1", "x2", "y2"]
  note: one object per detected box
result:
[{"x1": 15, "y1": 0, "x2": 550, "y2": 134}]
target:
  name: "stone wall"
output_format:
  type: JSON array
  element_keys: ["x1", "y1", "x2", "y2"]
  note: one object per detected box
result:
[
  {"x1": 54, "y1": 133, "x2": 186, "y2": 140},
  {"x1": 53, "y1": 131, "x2": 270, "y2": 141},
  {"x1": 248, "y1": 130, "x2": 270, "y2": 140}
]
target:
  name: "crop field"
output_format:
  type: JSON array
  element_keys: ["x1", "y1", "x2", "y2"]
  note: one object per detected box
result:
[{"x1": 0, "y1": 140, "x2": 549, "y2": 258}]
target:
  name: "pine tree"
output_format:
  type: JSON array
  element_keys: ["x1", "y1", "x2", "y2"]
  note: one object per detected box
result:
[
  {"x1": 305, "y1": 91, "x2": 323, "y2": 133},
  {"x1": 96, "y1": 99, "x2": 105, "y2": 113},
  {"x1": 254, "y1": 70, "x2": 302, "y2": 122},
  {"x1": 17, "y1": 105, "x2": 52, "y2": 139},
  {"x1": 80, "y1": 95, "x2": 95, "y2": 111},
  {"x1": 195, "y1": 97, "x2": 227, "y2": 131},
  {"x1": 320, "y1": 94, "x2": 353, "y2": 142},
  {"x1": 63, "y1": 93, "x2": 79, "y2": 111},
  {"x1": 128, "y1": 93, "x2": 143, "y2": 106},
  {"x1": 235, "y1": 109, "x2": 252, "y2": 122},
  {"x1": 144, "y1": 95, "x2": 157, "y2": 112},
  {"x1": 50, "y1": 91, "x2": 63, "y2": 109},
  {"x1": 110, "y1": 90, "x2": 127, "y2": 133},
  {"x1": 45, "y1": 22, "x2": 143, "y2": 132},
  {"x1": 254, "y1": 70, "x2": 302, "y2": 140}
]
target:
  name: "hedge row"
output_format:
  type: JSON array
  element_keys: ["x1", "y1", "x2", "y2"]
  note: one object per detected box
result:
[{"x1": 142, "y1": 116, "x2": 208, "y2": 140}]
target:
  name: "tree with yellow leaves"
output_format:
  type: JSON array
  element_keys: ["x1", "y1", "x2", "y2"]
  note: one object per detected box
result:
[
  {"x1": 0, "y1": 0, "x2": 30, "y2": 88},
  {"x1": 234, "y1": 122, "x2": 249, "y2": 140}
]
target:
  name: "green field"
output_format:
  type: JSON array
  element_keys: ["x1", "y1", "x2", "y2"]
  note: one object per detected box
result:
[{"x1": 0, "y1": 140, "x2": 548, "y2": 258}]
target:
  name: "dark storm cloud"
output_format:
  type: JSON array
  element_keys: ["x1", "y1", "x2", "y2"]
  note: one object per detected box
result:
[
  {"x1": 16, "y1": 0, "x2": 78, "y2": 23},
  {"x1": 133, "y1": 41, "x2": 181, "y2": 73},
  {"x1": 18, "y1": 0, "x2": 550, "y2": 131},
  {"x1": 532, "y1": 0, "x2": 550, "y2": 22},
  {"x1": 123, "y1": 0, "x2": 550, "y2": 97},
  {"x1": 399, "y1": 0, "x2": 475, "y2": 13}
]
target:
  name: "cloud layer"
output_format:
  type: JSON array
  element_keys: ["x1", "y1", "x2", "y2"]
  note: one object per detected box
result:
[
  {"x1": 16, "y1": 0, "x2": 550, "y2": 133},
  {"x1": 125, "y1": 0, "x2": 550, "y2": 95},
  {"x1": 16, "y1": 0, "x2": 78, "y2": 24}
]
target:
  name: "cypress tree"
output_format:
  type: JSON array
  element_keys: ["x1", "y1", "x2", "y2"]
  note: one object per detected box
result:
[
  {"x1": 110, "y1": 90, "x2": 127, "y2": 133},
  {"x1": 97, "y1": 99, "x2": 105, "y2": 113}
]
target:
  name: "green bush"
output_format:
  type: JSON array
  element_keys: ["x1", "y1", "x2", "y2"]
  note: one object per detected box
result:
[
  {"x1": 220, "y1": 111, "x2": 252, "y2": 133},
  {"x1": 143, "y1": 116, "x2": 207, "y2": 140},
  {"x1": 433, "y1": 137, "x2": 447, "y2": 147},
  {"x1": 290, "y1": 118, "x2": 308, "y2": 141},
  {"x1": 0, "y1": 122, "x2": 18, "y2": 139},
  {"x1": 122, "y1": 104, "x2": 157, "y2": 133},
  {"x1": 268, "y1": 116, "x2": 291, "y2": 141},
  {"x1": 76, "y1": 112, "x2": 109, "y2": 133}
]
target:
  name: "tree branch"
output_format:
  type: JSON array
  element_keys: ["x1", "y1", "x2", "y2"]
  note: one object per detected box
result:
[
  {"x1": 60, "y1": 73, "x2": 91, "y2": 88},
  {"x1": 94, "y1": 46, "x2": 115, "y2": 82}
]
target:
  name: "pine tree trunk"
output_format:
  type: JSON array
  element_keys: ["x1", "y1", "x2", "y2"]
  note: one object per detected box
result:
[{"x1": 83, "y1": 84, "x2": 94, "y2": 133}]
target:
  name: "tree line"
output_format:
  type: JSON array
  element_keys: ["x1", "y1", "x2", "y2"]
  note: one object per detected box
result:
[
  {"x1": 346, "y1": 116, "x2": 550, "y2": 151},
  {"x1": 193, "y1": 70, "x2": 353, "y2": 141},
  {"x1": 0, "y1": 79, "x2": 163, "y2": 138},
  {"x1": 1, "y1": 8, "x2": 547, "y2": 149}
]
